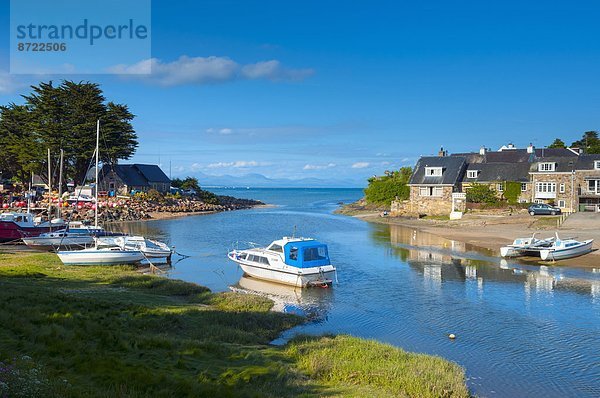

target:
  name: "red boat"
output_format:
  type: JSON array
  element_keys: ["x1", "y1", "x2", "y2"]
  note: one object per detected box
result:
[{"x1": 0, "y1": 212, "x2": 65, "y2": 243}]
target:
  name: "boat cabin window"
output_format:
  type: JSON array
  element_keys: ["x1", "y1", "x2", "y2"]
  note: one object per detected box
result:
[
  {"x1": 289, "y1": 247, "x2": 298, "y2": 260},
  {"x1": 268, "y1": 244, "x2": 283, "y2": 253},
  {"x1": 260, "y1": 256, "x2": 270, "y2": 265},
  {"x1": 303, "y1": 246, "x2": 328, "y2": 261},
  {"x1": 248, "y1": 254, "x2": 269, "y2": 264},
  {"x1": 239, "y1": 253, "x2": 247, "y2": 260}
]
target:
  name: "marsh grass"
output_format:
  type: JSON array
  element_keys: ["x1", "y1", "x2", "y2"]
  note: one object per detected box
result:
[{"x1": 0, "y1": 251, "x2": 469, "y2": 397}]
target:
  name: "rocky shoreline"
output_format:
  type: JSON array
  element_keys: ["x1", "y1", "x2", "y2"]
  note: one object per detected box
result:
[{"x1": 21, "y1": 195, "x2": 265, "y2": 223}]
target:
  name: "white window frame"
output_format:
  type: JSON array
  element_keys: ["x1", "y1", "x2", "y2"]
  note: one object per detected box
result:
[
  {"x1": 419, "y1": 186, "x2": 444, "y2": 197},
  {"x1": 521, "y1": 183, "x2": 527, "y2": 192},
  {"x1": 595, "y1": 161, "x2": 600, "y2": 170},
  {"x1": 425, "y1": 167, "x2": 443, "y2": 177},
  {"x1": 497, "y1": 183, "x2": 504, "y2": 192},
  {"x1": 538, "y1": 162, "x2": 556, "y2": 172},
  {"x1": 558, "y1": 199, "x2": 565, "y2": 208},
  {"x1": 535, "y1": 182, "x2": 556, "y2": 193},
  {"x1": 467, "y1": 170, "x2": 478, "y2": 179},
  {"x1": 559, "y1": 183, "x2": 565, "y2": 193}
]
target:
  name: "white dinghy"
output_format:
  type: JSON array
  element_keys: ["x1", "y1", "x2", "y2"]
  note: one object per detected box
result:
[{"x1": 539, "y1": 238, "x2": 593, "y2": 261}]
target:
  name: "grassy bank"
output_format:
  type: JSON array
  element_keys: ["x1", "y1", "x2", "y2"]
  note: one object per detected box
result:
[{"x1": 0, "y1": 252, "x2": 469, "y2": 397}]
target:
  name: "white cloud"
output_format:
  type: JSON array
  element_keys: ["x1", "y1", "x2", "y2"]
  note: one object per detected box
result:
[
  {"x1": 241, "y1": 60, "x2": 314, "y2": 81},
  {"x1": 206, "y1": 128, "x2": 234, "y2": 135},
  {"x1": 351, "y1": 162, "x2": 370, "y2": 169},
  {"x1": 108, "y1": 56, "x2": 314, "y2": 86},
  {"x1": 206, "y1": 161, "x2": 271, "y2": 169},
  {"x1": 303, "y1": 163, "x2": 336, "y2": 170}
]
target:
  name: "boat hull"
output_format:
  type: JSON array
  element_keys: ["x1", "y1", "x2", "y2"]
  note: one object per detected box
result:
[
  {"x1": 540, "y1": 240, "x2": 593, "y2": 261},
  {"x1": 237, "y1": 262, "x2": 335, "y2": 287},
  {"x1": 23, "y1": 236, "x2": 95, "y2": 251},
  {"x1": 57, "y1": 250, "x2": 144, "y2": 265},
  {"x1": 0, "y1": 221, "x2": 56, "y2": 243}
]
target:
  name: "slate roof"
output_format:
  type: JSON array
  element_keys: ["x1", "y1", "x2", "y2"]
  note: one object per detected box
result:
[
  {"x1": 530, "y1": 156, "x2": 579, "y2": 173},
  {"x1": 465, "y1": 163, "x2": 530, "y2": 182},
  {"x1": 408, "y1": 156, "x2": 466, "y2": 185},
  {"x1": 100, "y1": 164, "x2": 170, "y2": 187},
  {"x1": 574, "y1": 154, "x2": 600, "y2": 170}
]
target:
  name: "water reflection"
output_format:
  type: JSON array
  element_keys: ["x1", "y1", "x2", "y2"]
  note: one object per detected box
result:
[
  {"x1": 381, "y1": 223, "x2": 600, "y2": 299},
  {"x1": 231, "y1": 275, "x2": 333, "y2": 319}
]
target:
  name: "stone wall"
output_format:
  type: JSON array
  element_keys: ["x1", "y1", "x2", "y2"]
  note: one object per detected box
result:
[
  {"x1": 530, "y1": 172, "x2": 578, "y2": 211},
  {"x1": 408, "y1": 185, "x2": 454, "y2": 216},
  {"x1": 461, "y1": 181, "x2": 531, "y2": 203}
]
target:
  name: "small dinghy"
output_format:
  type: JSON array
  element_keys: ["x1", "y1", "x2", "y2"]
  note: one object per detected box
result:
[
  {"x1": 500, "y1": 234, "x2": 554, "y2": 258},
  {"x1": 228, "y1": 237, "x2": 336, "y2": 288},
  {"x1": 539, "y1": 238, "x2": 593, "y2": 261}
]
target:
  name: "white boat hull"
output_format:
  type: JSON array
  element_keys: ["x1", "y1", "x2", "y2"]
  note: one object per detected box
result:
[
  {"x1": 23, "y1": 235, "x2": 94, "y2": 251},
  {"x1": 57, "y1": 249, "x2": 144, "y2": 265},
  {"x1": 540, "y1": 240, "x2": 593, "y2": 261},
  {"x1": 229, "y1": 255, "x2": 335, "y2": 287}
]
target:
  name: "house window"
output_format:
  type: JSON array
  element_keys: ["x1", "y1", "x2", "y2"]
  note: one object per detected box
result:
[
  {"x1": 536, "y1": 182, "x2": 556, "y2": 193},
  {"x1": 558, "y1": 199, "x2": 565, "y2": 208},
  {"x1": 595, "y1": 161, "x2": 600, "y2": 170},
  {"x1": 467, "y1": 170, "x2": 478, "y2": 179},
  {"x1": 419, "y1": 186, "x2": 443, "y2": 197},
  {"x1": 521, "y1": 183, "x2": 527, "y2": 192},
  {"x1": 588, "y1": 180, "x2": 600, "y2": 194},
  {"x1": 559, "y1": 183, "x2": 565, "y2": 193},
  {"x1": 425, "y1": 167, "x2": 443, "y2": 177},
  {"x1": 497, "y1": 183, "x2": 504, "y2": 192},
  {"x1": 538, "y1": 162, "x2": 556, "y2": 172}
]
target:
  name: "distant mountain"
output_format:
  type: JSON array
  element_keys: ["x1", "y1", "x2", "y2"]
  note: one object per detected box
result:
[{"x1": 192, "y1": 172, "x2": 365, "y2": 188}]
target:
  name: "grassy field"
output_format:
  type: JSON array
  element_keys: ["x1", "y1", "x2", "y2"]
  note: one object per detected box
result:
[{"x1": 0, "y1": 251, "x2": 469, "y2": 397}]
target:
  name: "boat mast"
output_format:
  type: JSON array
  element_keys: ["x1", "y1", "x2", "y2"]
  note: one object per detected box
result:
[
  {"x1": 95, "y1": 120, "x2": 99, "y2": 228},
  {"x1": 58, "y1": 149, "x2": 64, "y2": 219},
  {"x1": 27, "y1": 171, "x2": 32, "y2": 214},
  {"x1": 47, "y1": 148, "x2": 52, "y2": 218}
]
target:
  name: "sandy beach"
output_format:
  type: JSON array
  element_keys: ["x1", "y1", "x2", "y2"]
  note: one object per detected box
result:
[{"x1": 350, "y1": 210, "x2": 600, "y2": 268}]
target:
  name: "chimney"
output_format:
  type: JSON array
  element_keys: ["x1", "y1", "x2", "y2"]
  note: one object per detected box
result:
[
  {"x1": 479, "y1": 146, "x2": 486, "y2": 155},
  {"x1": 438, "y1": 146, "x2": 446, "y2": 157},
  {"x1": 527, "y1": 143, "x2": 534, "y2": 154}
]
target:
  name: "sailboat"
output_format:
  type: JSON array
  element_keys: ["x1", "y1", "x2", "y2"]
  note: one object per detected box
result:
[{"x1": 56, "y1": 121, "x2": 144, "y2": 266}]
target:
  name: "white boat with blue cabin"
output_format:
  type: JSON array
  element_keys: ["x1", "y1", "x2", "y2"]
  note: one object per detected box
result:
[
  {"x1": 539, "y1": 237, "x2": 593, "y2": 261},
  {"x1": 228, "y1": 237, "x2": 336, "y2": 287}
]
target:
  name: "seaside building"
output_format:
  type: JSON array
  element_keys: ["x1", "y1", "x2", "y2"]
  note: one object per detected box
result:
[
  {"x1": 98, "y1": 164, "x2": 171, "y2": 195},
  {"x1": 404, "y1": 144, "x2": 600, "y2": 215}
]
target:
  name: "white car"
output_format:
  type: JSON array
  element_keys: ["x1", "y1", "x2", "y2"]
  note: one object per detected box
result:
[{"x1": 67, "y1": 194, "x2": 96, "y2": 203}]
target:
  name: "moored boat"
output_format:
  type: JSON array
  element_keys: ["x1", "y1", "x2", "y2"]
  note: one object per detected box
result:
[
  {"x1": 500, "y1": 234, "x2": 554, "y2": 258},
  {"x1": 56, "y1": 243, "x2": 144, "y2": 265},
  {"x1": 539, "y1": 238, "x2": 594, "y2": 261},
  {"x1": 0, "y1": 212, "x2": 65, "y2": 243},
  {"x1": 22, "y1": 222, "x2": 125, "y2": 251},
  {"x1": 228, "y1": 237, "x2": 336, "y2": 287},
  {"x1": 97, "y1": 236, "x2": 173, "y2": 259}
]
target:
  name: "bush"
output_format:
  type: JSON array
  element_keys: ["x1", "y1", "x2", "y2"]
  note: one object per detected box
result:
[
  {"x1": 364, "y1": 167, "x2": 412, "y2": 206},
  {"x1": 466, "y1": 183, "x2": 498, "y2": 204}
]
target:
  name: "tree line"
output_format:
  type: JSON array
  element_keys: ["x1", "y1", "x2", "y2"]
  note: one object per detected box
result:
[
  {"x1": 548, "y1": 131, "x2": 600, "y2": 153},
  {"x1": 0, "y1": 81, "x2": 138, "y2": 188}
]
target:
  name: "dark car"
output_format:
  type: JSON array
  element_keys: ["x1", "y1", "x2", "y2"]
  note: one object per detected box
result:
[{"x1": 528, "y1": 203, "x2": 561, "y2": 216}]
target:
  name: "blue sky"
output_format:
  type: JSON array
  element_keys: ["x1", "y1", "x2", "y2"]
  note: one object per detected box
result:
[{"x1": 1, "y1": 1, "x2": 600, "y2": 186}]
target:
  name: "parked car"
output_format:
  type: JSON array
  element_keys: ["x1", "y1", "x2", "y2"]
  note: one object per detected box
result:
[{"x1": 528, "y1": 203, "x2": 561, "y2": 216}]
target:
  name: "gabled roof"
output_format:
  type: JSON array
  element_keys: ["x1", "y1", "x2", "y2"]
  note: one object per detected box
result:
[
  {"x1": 100, "y1": 164, "x2": 170, "y2": 187},
  {"x1": 409, "y1": 156, "x2": 466, "y2": 185},
  {"x1": 466, "y1": 163, "x2": 530, "y2": 182},
  {"x1": 133, "y1": 164, "x2": 171, "y2": 183},
  {"x1": 574, "y1": 154, "x2": 600, "y2": 170},
  {"x1": 530, "y1": 157, "x2": 578, "y2": 173}
]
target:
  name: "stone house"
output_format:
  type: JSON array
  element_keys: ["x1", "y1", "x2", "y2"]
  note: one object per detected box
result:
[
  {"x1": 461, "y1": 162, "x2": 531, "y2": 203},
  {"x1": 407, "y1": 155, "x2": 467, "y2": 215},
  {"x1": 403, "y1": 143, "x2": 600, "y2": 215},
  {"x1": 98, "y1": 164, "x2": 171, "y2": 195}
]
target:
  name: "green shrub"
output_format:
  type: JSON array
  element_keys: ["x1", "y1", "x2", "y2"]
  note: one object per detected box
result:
[
  {"x1": 503, "y1": 181, "x2": 521, "y2": 204},
  {"x1": 466, "y1": 183, "x2": 498, "y2": 204},
  {"x1": 364, "y1": 167, "x2": 412, "y2": 206}
]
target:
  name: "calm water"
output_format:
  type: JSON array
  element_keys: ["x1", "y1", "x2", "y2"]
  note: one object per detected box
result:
[{"x1": 118, "y1": 188, "x2": 600, "y2": 398}]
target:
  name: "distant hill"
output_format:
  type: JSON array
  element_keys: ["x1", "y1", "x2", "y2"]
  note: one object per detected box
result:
[{"x1": 192, "y1": 172, "x2": 365, "y2": 188}]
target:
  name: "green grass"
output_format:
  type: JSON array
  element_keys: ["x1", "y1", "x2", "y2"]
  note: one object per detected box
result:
[
  {"x1": 0, "y1": 252, "x2": 469, "y2": 397},
  {"x1": 529, "y1": 216, "x2": 560, "y2": 229}
]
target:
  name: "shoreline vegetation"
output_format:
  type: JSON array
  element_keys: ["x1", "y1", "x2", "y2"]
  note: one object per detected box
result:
[{"x1": 0, "y1": 251, "x2": 469, "y2": 397}]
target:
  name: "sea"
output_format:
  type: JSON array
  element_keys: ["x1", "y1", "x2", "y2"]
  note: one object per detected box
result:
[{"x1": 117, "y1": 188, "x2": 600, "y2": 398}]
